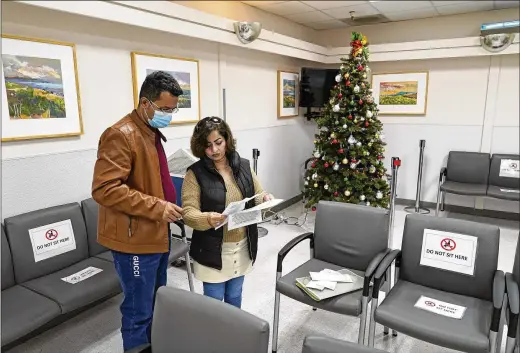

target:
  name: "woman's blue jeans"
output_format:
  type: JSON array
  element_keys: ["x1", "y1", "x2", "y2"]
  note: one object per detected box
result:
[{"x1": 203, "y1": 276, "x2": 245, "y2": 308}]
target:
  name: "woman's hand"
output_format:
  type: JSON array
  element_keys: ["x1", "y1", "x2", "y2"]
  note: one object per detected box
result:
[
  {"x1": 207, "y1": 212, "x2": 227, "y2": 228},
  {"x1": 263, "y1": 193, "x2": 274, "y2": 202}
]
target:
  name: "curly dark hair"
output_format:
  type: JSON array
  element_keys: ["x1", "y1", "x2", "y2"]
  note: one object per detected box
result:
[
  {"x1": 138, "y1": 71, "x2": 183, "y2": 103},
  {"x1": 190, "y1": 117, "x2": 236, "y2": 159}
]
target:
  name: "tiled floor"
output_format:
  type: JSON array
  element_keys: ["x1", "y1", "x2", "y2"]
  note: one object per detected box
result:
[{"x1": 6, "y1": 203, "x2": 519, "y2": 353}]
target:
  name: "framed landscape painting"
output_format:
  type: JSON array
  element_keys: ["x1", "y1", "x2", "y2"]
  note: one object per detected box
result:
[
  {"x1": 371, "y1": 71, "x2": 429, "y2": 115},
  {"x1": 277, "y1": 70, "x2": 299, "y2": 118},
  {"x1": 1, "y1": 35, "x2": 83, "y2": 142},
  {"x1": 131, "y1": 52, "x2": 200, "y2": 125}
]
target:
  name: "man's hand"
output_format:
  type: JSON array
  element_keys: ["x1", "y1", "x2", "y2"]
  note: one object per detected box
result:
[
  {"x1": 207, "y1": 212, "x2": 227, "y2": 228},
  {"x1": 162, "y1": 202, "x2": 183, "y2": 222}
]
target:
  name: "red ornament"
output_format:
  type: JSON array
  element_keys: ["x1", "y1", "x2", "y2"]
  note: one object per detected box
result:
[
  {"x1": 359, "y1": 99, "x2": 363, "y2": 105},
  {"x1": 351, "y1": 159, "x2": 357, "y2": 163},
  {"x1": 312, "y1": 206, "x2": 317, "y2": 211},
  {"x1": 334, "y1": 191, "x2": 339, "y2": 197},
  {"x1": 346, "y1": 81, "x2": 351, "y2": 86},
  {"x1": 365, "y1": 122, "x2": 369, "y2": 127},
  {"x1": 348, "y1": 114, "x2": 353, "y2": 120},
  {"x1": 338, "y1": 93, "x2": 343, "y2": 98},
  {"x1": 332, "y1": 139, "x2": 338, "y2": 144},
  {"x1": 338, "y1": 148, "x2": 344, "y2": 154},
  {"x1": 311, "y1": 162, "x2": 316, "y2": 168},
  {"x1": 377, "y1": 155, "x2": 383, "y2": 160},
  {"x1": 357, "y1": 65, "x2": 364, "y2": 71},
  {"x1": 324, "y1": 162, "x2": 329, "y2": 168}
]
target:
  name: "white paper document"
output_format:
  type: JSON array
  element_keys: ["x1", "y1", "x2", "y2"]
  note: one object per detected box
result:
[
  {"x1": 215, "y1": 194, "x2": 284, "y2": 230},
  {"x1": 29, "y1": 219, "x2": 77, "y2": 263},
  {"x1": 61, "y1": 267, "x2": 103, "y2": 284},
  {"x1": 419, "y1": 229, "x2": 478, "y2": 276},
  {"x1": 310, "y1": 269, "x2": 354, "y2": 283},
  {"x1": 414, "y1": 296, "x2": 466, "y2": 319},
  {"x1": 499, "y1": 159, "x2": 519, "y2": 178}
]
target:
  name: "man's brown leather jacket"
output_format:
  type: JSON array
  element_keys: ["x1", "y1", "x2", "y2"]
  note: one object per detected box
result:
[{"x1": 92, "y1": 110, "x2": 169, "y2": 254}]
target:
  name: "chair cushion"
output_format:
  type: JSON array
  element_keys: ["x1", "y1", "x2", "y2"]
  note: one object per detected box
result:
[
  {"x1": 1, "y1": 284, "x2": 61, "y2": 346},
  {"x1": 276, "y1": 258, "x2": 366, "y2": 316},
  {"x1": 486, "y1": 185, "x2": 520, "y2": 201},
  {"x1": 4, "y1": 203, "x2": 89, "y2": 283},
  {"x1": 375, "y1": 280, "x2": 492, "y2": 353},
  {"x1": 440, "y1": 181, "x2": 487, "y2": 196},
  {"x1": 95, "y1": 250, "x2": 114, "y2": 262},
  {"x1": 168, "y1": 238, "x2": 190, "y2": 263},
  {"x1": 488, "y1": 154, "x2": 520, "y2": 189},
  {"x1": 21, "y1": 257, "x2": 121, "y2": 314},
  {"x1": 446, "y1": 151, "x2": 490, "y2": 185}
]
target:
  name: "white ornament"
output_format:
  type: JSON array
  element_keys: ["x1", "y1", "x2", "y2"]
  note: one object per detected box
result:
[
  {"x1": 369, "y1": 166, "x2": 376, "y2": 173},
  {"x1": 360, "y1": 195, "x2": 366, "y2": 201},
  {"x1": 350, "y1": 163, "x2": 357, "y2": 169},
  {"x1": 344, "y1": 190, "x2": 351, "y2": 196},
  {"x1": 312, "y1": 173, "x2": 318, "y2": 180},
  {"x1": 306, "y1": 176, "x2": 310, "y2": 180},
  {"x1": 354, "y1": 85, "x2": 360, "y2": 93},
  {"x1": 329, "y1": 98, "x2": 335, "y2": 105},
  {"x1": 366, "y1": 201, "x2": 371, "y2": 206},
  {"x1": 330, "y1": 132, "x2": 336, "y2": 139},
  {"x1": 335, "y1": 74, "x2": 341, "y2": 83},
  {"x1": 314, "y1": 151, "x2": 321, "y2": 158},
  {"x1": 366, "y1": 66, "x2": 371, "y2": 72},
  {"x1": 363, "y1": 73, "x2": 367, "y2": 79},
  {"x1": 365, "y1": 151, "x2": 370, "y2": 156},
  {"x1": 356, "y1": 142, "x2": 362, "y2": 147},
  {"x1": 360, "y1": 117, "x2": 365, "y2": 121},
  {"x1": 324, "y1": 184, "x2": 329, "y2": 190},
  {"x1": 366, "y1": 111, "x2": 373, "y2": 118},
  {"x1": 380, "y1": 133, "x2": 386, "y2": 140},
  {"x1": 304, "y1": 181, "x2": 309, "y2": 186},
  {"x1": 368, "y1": 142, "x2": 373, "y2": 147},
  {"x1": 333, "y1": 104, "x2": 340, "y2": 112},
  {"x1": 341, "y1": 64, "x2": 345, "y2": 70},
  {"x1": 333, "y1": 163, "x2": 340, "y2": 171},
  {"x1": 343, "y1": 124, "x2": 347, "y2": 129},
  {"x1": 348, "y1": 135, "x2": 356, "y2": 145},
  {"x1": 376, "y1": 191, "x2": 383, "y2": 199}
]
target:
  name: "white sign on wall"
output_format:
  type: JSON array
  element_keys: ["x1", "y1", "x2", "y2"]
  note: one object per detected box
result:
[
  {"x1": 61, "y1": 267, "x2": 103, "y2": 284},
  {"x1": 414, "y1": 296, "x2": 466, "y2": 319},
  {"x1": 28, "y1": 219, "x2": 76, "y2": 262},
  {"x1": 420, "y1": 229, "x2": 478, "y2": 276},
  {"x1": 499, "y1": 159, "x2": 519, "y2": 178}
]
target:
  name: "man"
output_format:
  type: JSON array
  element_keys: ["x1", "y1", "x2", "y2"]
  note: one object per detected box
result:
[{"x1": 92, "y1": 71, "x2": 183, "y2": 352}]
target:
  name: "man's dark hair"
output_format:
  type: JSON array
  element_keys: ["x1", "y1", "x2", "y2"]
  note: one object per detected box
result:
[
  {"x1": 190, "y1": 117, "x2": 237, "y2": 159},
  {"x1": 138, "y1": 71, "x2": 183, "y2": 103}
]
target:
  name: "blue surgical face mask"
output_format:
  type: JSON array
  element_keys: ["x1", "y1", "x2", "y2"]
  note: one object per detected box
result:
[{"x1": 148, "y1": 110, "x2": 172, "y2": 128}]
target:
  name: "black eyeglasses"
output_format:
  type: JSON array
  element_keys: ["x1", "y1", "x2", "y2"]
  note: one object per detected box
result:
[
  {"x1": 194, "y1": 117, "x2": 223, "y2": 132},
  {"x1": 151, "y1": 101, "x2": 179, "y2": 114}
]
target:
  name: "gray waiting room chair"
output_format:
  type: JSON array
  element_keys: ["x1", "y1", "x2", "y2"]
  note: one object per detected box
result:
[
  {"x1": 127, "y1": 286, "x2": 270, "y2": 353},
  {"x1": 81, "y1": 198, "x2": 194, "y2": 292},
  {"x1": 302, "y1": 335, "x2": 386, "y2": 353},
  {"x1": 368, "y1": 213, "x2": 504, "y2": 353},
  {"x1": 436, "y1": 151, "x2": 491, "y2": 216},
  {"x1": 487, "y1": 154, "x2": 520, "y2": 201},
  {"x1": 505, "y1": 235, "x2": 519, "y2": 353},
  {"x1": 272, "y1": 201, "x2": 391, "y2": 352}
]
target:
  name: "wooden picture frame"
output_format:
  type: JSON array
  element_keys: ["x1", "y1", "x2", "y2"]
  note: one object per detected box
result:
[
  {"x1": 131, "y1": 52, "x2": 201, "y2": 125},
  {"x1": 277, "y1": 70, "x2": 299, "y2": 118},
  {"x1": 371, "y1": 71, "x2": 429, "y2": 115},
  {"x1": 1, "y1": 34, "x2": 83, "y2": 142}
]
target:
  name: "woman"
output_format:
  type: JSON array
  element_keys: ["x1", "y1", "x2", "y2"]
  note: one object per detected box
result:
[{"x1": 182, "y1": 116, "x2": 272, "y2": 308}]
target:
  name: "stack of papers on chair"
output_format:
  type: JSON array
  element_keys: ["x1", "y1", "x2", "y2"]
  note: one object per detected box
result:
[{"x1": 295, "y1": 269, "x2": 365, "y2": 302}]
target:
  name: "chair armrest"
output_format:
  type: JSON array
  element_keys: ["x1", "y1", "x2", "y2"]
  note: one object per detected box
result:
[
  {"x1": 363, "y1": 248, "x2": 391, "y2": 297},
  {"x1": 125, "y1": 343, "x2": 151, "y2": 353},
  {"x1": 277, "y1": 232, "x2": 314, "y2": 272},
  {"x1": 372, "y1": 249, "x2": 402, "y2": 298},
  {"x1": 439, "y1": 167, "x2": 447, "y2": 182},
  {"x1": 171, "y1": 220, "x2": 187, "y2": 240},
  {"x1": 506, "y1": 273, "x2": 519, "y2": 339},
  {"x1": 491, "y1": 270, "x2": 505, "y2": 333}
]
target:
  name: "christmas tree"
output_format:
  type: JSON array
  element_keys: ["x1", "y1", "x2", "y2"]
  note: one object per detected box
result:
[{"x1": 304, "y1": 32, "x2": 390, "y2": 210}]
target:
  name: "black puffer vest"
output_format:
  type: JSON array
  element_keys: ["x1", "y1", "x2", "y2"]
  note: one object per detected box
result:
[{"x1": 187, "y1": 151, "x2": 259, "y2": 270}]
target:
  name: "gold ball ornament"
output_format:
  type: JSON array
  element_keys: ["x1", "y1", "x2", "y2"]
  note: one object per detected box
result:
[
  {"x1": 344, "y1": 73, "x2": 350, "y2": 79},
  {"x1": 314, "y1": 183, "x2": 318, "y2": 188},
  {"x1": 342, "y1": 158, "x2": 348, "y2": 164}
]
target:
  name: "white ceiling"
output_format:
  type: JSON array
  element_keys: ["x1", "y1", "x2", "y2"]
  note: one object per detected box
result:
[{"x1": 241, "y1": 1, "x2": 519, "y2": 30}]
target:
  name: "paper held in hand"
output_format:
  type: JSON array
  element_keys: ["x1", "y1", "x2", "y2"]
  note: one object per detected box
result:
[
  {"x1": 414, "y1": 296, "x2": 466, "y2": 319},
  {"x1": 215, "y1": 193, "x2": 284, "y2": 231}
]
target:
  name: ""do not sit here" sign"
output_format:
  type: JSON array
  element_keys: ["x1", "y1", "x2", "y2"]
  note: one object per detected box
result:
[{"x1": 420, "y1": 229, "x2": 478, "y2": 276}]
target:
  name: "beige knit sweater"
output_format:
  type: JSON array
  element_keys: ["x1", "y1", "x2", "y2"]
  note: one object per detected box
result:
[{"x1": 181, "y1": 167, "x2": 265, "y2": 243}]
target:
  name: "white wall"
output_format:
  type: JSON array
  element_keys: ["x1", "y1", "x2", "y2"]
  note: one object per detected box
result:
[
  {"x1": 371, "y1": 55, "x2": 519, "y2": 212},
  {"x1": 1, "y1": 2, "x2": 316, "y2": 218}
]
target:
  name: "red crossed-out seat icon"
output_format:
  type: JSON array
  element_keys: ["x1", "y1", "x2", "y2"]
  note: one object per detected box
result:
[
  {"x1": 440, "y1": 238, "x2": 456, "y2": 251},
  {"x1": 45, "y1": 229, "x2": 58, "y2": 241}
]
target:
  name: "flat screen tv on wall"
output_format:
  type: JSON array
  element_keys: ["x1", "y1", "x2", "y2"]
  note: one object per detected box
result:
[{"x1": 299, "y1": 68, "x2": 339, "y2": 108}]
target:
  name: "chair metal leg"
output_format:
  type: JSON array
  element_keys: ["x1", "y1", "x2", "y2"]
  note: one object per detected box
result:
[
  {"x1": 368, "y1": 296, "x2": 379, "y2": 348},
  {"x1": 440, "y1": 191, "x2": 446, "y2": 211},
  {"x1": 435, "y1": 182, "x2": 442, "y2": 216},
  {"x1": 185, "y1": 252, "x2": 194, "y2": 292},
  {"x1": 272, "y1": 272, "x2": 282, "y2": 353},
  {"x1": 358, "y1": 296, "x2": 369, "y2": 344}
]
